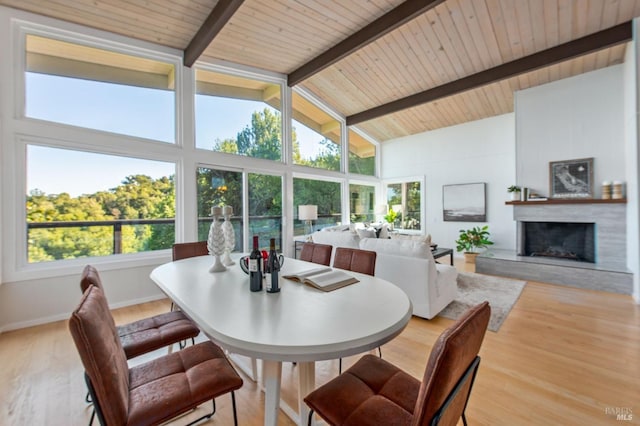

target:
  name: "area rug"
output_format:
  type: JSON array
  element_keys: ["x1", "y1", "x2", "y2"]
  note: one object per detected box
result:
[{"x1": 438, "y1": 272, "x2": 526, "y2": 332}]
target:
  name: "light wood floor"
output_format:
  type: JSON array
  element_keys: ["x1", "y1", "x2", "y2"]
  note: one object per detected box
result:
[{"x1": 1, "y1": 260, "x2": 638, "y2": 425}]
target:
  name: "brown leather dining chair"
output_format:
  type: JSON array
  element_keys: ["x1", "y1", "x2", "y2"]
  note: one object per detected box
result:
[
  {"x1": 172, "y1": 240, "x2": 209, "y2": 261},
  {"x1": 332, "y1": 247, "x2": 378, "y2": 372},
  {"x1": 171, "y1": 241, "x2": 209, "y2": 311},
  {"x1": 80, "y1": 265, "x2": 200, "y2": 359},
  {"x1": 70, "y1": 285, "x2": 243, "y2": 426},
  {"x1": 333, "y1": 247, "x2": 377, "y2": 276},
  {"x1": 172, "y1": 241, "x2": 259, "y2": 383},
  {"x1": 304, "y1": 301, "x2": 491, "y2": 426},
  {"x1": 299, "y1": 242, "x2": 332, "y2": 266}
]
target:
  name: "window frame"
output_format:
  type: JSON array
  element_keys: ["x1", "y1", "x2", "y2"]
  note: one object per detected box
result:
[
  {"x1": 291, "y1": 87, "x2": 346, "y2": 173},
  {"x1": 0, "y1": 9, "x2": 380, "y2": 283},
  {"x1": 17, "y1": 24, "x2": 182, "y2": 145},
  {"x1": 382, "y1": 176, "x2": 426, "y2": 234},
  {"x1": 193, "y1": 63, "x2": 285, "y2": 161},
  {"x1": 3, "y1": 18, "x2": 185, "y2": 281}
]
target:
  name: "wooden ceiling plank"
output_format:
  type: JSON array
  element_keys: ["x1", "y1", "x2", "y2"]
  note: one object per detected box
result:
[
  {"x1": 184, "y1": 0, "x2": 245, "y2": 67},
  {"x1": 397, "y1": 21, "x2": 440, "y2": 89},
  {"x1": 347, "y1": 21, "x2": 632, "y2": 125},
  {"x1": 471, "y1": 0, "x2": 504, "y2": 66},
  {"x1": 484, "y1": 0, "x2": 512, "y2": 62},
  {"x1": 287, "y1": 0, "x2": 446, "y2": 86},
  {"x1": 15, "y1": 0, "x2": 194, "y2": 47},
  {"x1": 528, "y1": 0, "x2": 547, "y2": 53},
  {"x1": 543, "y1": 0, "x2": 560, "y2": 48},
  {"x1": 408, "y1": 17, "x2": 452, "y2": 85},
  {"x1": 557, "y1": 0, "x2": 574, "y2": 44},
  {"x1": 441, "y1": 0, "x2": 483, "y2": 75},
  {"x1": 457, "y1": 0, "x2": 495, "y2": 70},
  {"x1": 426, "y1": 7, "x2": 468, "y2": 79}
]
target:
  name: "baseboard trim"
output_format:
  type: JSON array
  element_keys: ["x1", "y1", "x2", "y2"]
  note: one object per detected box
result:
[{"x1": 0, "y1": 294, "x2": 167, "y2": 333}]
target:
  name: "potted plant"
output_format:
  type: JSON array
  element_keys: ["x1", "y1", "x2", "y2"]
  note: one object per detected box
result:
[
  {"x1": 507, "y1": 185, "x2": 521, "y2": 201},
  {"x1": 455, "y1": 225, "x2": 494, "y2": 264},
  {"x1": 383, "y1": 209, "x2": 398, "y2": 229}
]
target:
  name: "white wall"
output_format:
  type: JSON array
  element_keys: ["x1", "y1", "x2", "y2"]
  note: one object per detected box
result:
[
  {"x1": 515, "y1": 65, "x2": 626, "y2": 196},
  {"x1": 625, "y1": 29, "x2": 640, "y2": 302},
  {"x1": 0, "y1": 264, "x2": 166, "y2": 330},
  {"x1": 381, "y1": 113, "x2": 517, "y2": 254}
]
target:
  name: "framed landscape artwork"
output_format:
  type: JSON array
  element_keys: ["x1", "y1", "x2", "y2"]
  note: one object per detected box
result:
[
  {"x1": 443, "y1": 183, "x2": 486, "y2": 222},
  {"x1": 549, "y1": 157, "x2": 593, "y2": 199}
]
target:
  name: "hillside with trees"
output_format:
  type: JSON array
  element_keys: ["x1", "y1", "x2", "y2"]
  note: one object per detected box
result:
[{"x1": 27, "y1": 108, "x2": 345, "y2": 262}]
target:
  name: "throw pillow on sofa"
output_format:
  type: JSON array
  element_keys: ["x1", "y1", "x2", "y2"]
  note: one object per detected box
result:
[{"x1": 359, "y1": 236, "x2": 434, "y2": 261}]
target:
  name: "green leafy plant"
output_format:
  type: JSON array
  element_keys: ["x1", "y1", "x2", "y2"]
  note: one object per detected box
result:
[
  {"x1": 455, "y1": 225, "x2": 494, "y2": 253},
  {"x1": 383, "y1": 208, "x2": 397, "y2": 224},
  {"x1": 507, "y1": 185, "x2": 521, "y2": 193}
]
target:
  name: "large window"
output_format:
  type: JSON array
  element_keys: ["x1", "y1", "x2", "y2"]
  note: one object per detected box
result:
[
  {"x1": 385, "y1": 179, "x2": 423, "y2": 231},
  {"x1": 349, "y1": 183, "x2": 376, "y2": 223},
  {"x1": 196, "y1": 168, "x2": 243, "y2": 249},
  {"x1": 293, "y1": 177, "x2": 342, "y2": 235},
  {"x1": 348, "y1": 129, "x2": 376, "y2": 176},
  {"x1": 25, "y1": 35, "x2": 176, "y2": 142},
  {"x1": 6, "y1": 17, "x2": 381, "y2": 280},
  {"x1": 248, "y1": 173, "x2": 283, "y2": 250},
  {"x1": 26, "y1": 145, "x2": 175, "y2": 263},
  {"x1": 292, "y1": 92, "x2": 341, "y2": 171},
  {"x1": 195, "y1": 69, "x2": 282, "y2": 160},
  {"x1": 196, "y1": 168, "x2": 283, "y2": 251}
]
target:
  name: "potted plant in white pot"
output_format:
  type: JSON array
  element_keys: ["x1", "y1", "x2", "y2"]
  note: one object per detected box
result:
[
  {"x1": 455, "y1": 225, "x2": 494, "y2": 264},
  {"x1": 507, "y1": 185, "x2": 521, "y2": 201}
]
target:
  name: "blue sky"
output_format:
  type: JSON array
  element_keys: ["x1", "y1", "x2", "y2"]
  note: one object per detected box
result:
[{"x1": 26, "y1": 73, "x2": 324, "y2": 197}]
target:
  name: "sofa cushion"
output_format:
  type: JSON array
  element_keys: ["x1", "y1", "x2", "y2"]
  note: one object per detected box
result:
[
  {"x1": 356, "y1": 228, "x2": 377, "y2": 239},
  {"x1": 322, "y1": 224, "x2": 350, "y2": 232},
  {"x1": 311, "y1": 230, "x2": 360, "y2": 249},
  {"x1": 360, "y1": 236, "x2": 433, "y2": 260}
]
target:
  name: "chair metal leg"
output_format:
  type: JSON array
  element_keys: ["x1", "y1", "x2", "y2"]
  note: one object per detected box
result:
[
  {"x1": 185, "y1": 399, "x2": 215, "y2": 426},
  {"x1": 462, "y1": 412, "x2": 468, "y2": 426},
  {"x1": 88, "y1": 408, "x2": 95, "y2": 426},
  {"x1": 231, "y1": 391, "x2": 238, "y2": 426},
  {"x1": 378, "y1": 346, "x2": 382, "y2": 358},
  {"x1": 339, "y1": 358, "x2": 342, "y2": 374},
  {"x1": 308, "y1": 409, "x2": 315, "y2": 426}
]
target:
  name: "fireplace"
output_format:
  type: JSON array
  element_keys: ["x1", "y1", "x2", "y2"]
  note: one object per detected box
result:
[
  {"x1": 476, "y1": 201, "x2": 631, "y2": 295},
  {"x1": 521, "y1": 222, "x2": 595, "y2": 263}
]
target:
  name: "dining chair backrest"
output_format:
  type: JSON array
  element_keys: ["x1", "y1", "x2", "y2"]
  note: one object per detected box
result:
[
  {"x1": 69, "y1": 285, "x2": 130, "y2": 425},
  {"x1": 333, "y1": 247, "x2": 376, "y2": 276},
  {"x1": 300, "y1": 242, "x2": 332, "y2": 266},
  {"x1": 80, "y1": 264, "x2": 103, "y2": 293},
  {"x1": 411, "y1": 301, "x2": 491, "y2": 426},
  {"x1": 172, "y1": 241, "x2": 209, "y2": 261}
]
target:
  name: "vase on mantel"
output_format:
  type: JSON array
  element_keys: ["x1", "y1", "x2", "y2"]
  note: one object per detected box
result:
[{"x1": 207, "y1": 206, "x2": 227, "y2": 272}]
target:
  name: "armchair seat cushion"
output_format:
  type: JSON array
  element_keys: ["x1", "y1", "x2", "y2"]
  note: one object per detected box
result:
[
  {"x1": 305, "y1": 354, "x2": 420, "y2": 426},
  {"x1": 118, "y1": 310, "x2": 200, "y2": 359},
  {"x1": 127, "y1": 341, "x2": 243, "y2": 426}
]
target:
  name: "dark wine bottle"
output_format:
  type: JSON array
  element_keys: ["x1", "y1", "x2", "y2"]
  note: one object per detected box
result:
[
  {"x1": 249, "y1": 235, "x2": 263, "y2": 292},
  {"x1": 266, "y1": 238, "x2": 281, "y2": 293}
]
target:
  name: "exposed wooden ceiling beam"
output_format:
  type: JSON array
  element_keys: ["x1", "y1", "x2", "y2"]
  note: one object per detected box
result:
[
  {"x1": 184, "y1": 0, "x2": 245, "y2": 67},
  {"x1": 287, "y1": 0, "x2": 445, "y2": 87},
  {"x1": 347, "y1": 21, "x2": 632, "y2": 126}
]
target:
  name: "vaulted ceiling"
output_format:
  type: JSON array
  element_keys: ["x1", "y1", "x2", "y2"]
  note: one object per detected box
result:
[{"x1": 3, "y1": 0, "x2": 640, "y2": 142}]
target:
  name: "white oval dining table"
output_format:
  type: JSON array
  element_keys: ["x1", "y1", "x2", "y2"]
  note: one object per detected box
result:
[{"x1": 150, "y1": 253, "x2": 412, "y2": 426}]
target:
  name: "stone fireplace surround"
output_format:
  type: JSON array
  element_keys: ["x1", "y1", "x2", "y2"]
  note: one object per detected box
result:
[{"x1": 476, "y1": 200, "x2": 633, "y2": 294}]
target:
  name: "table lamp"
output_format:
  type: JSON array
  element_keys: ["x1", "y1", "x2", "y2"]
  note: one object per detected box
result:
[
  {"x1": 375, "y1": 204, "x2": 388, "y2": 222},
  {"x1": 298, "y1": 205, "x2": 318, "y2": 236}
]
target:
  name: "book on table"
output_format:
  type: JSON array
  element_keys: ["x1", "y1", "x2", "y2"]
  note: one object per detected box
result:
[{"x1": 283, "y1": 267, "x2": 359, "y2": 292}]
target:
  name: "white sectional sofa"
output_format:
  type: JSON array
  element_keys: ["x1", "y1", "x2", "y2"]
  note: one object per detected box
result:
[{"x1": 310, "y1": 227, "x2": 458, "y2": 319}]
